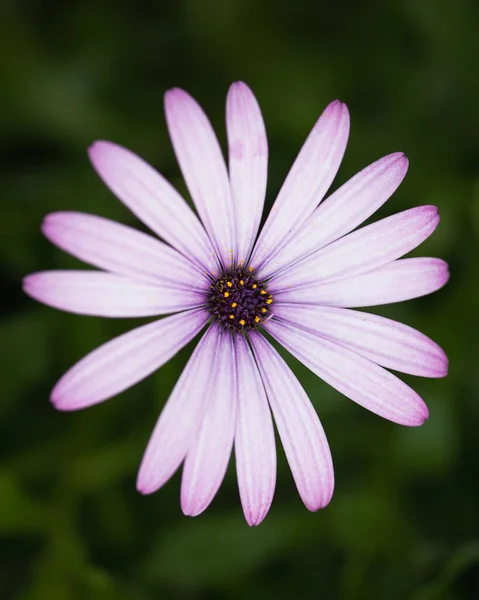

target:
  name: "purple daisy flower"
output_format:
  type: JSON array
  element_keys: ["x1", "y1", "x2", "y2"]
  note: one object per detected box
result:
[{"x1": 23, "y1": 82, "x2": 449, "y2": 526}]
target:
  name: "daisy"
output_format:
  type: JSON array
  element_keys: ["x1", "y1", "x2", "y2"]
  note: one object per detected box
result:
[{"x1": 23, "y1": 82, "x2": 449, "y2": 526}]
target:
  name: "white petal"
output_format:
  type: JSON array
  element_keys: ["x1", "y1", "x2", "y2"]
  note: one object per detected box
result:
[
  {"x1": 250, "y1": 332, "x2": 334, "y2": 511},
  {"x1": 88, "y1": 141, "x2": 217, "y2": 271},
  {"x1": 270, "y1": 206, "x2": 440, "y2": 291},
  {"x1": 265, "y1": 319, "x2": 429, "y2": 426},
  {"x1": 137, "y1": 324, "x2": 221, "y2": 494},
  {"x1": 273, "y1": 258, "x2": 450, "y2": 307},
  {"x1": 42, "y1": 211, "x2": 208, "y2": 288},
  {"x1": 23, "y1": 271, "x2": 205, "y2": 317},
  {"x1": 51, "y1": 309, "x2": 208, "y2": 410},
  {"x1": 181, "y1": 332, "x2": 237, "y2": 516},
  {"x1": 273, "y1": 304, "x2": 448, "y2": 378},
  {"x1": 234, "y1": 334, "x2": 276, "y2": 526},
  {"x1": 165, "y1": 88, "x2": 235, "y2": 267},
  {"x1": 226, "y1": 81, "x2": 268, "y2": 263},
  {"x1": 250, "y1": 100, "x2": 350, "y2": 270},
  {"x1": 259, "y1": 152, "x2": 409, "y2": 279}
]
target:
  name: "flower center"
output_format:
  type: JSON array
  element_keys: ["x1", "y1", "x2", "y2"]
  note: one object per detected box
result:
[{"x1": 208, "y1": 266, "x2": 273, "y2": 332}]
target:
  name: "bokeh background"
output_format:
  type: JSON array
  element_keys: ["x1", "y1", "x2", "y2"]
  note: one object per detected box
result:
[{"x1": 1, "y1": 0, "x2": 479, "y2": 598}]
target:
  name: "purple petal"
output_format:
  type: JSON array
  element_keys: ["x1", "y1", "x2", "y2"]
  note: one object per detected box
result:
[
  {"x1": 88, "y1": 141, "x2": 216, "y2": 271},
  {"x1": 234, "y1": 334, "x2": 276, "y2": 526},
  {"x1": 259, "y1": 152, "x2": 408, "y2": 279},
  {"x1": 137, "y1": 324, "x2": 220, "y2": 494},
  {"x1": 181, "y1": 331, "x2": 237, "y2": 517},
  {"x1": 226, "y1": 81, "x2": 268, "y2": 264},
  {"x1": 273, "y1": 258, "x2": 449, "y2": 307},
  {"x1": 42, "y1": 211, "x2": 208, "y2": 288},
  {"x1": 165, "y1": 88, "x2": 235, "y2": 267},
  {"x1": 270, "y1": 206, "x2": 440, "y2": 292},
  {"x1": 23, "y1": 271, "x2": 205, "y2": 318},
  {"x1": 250, "y1": 100, "x2": 350, "y2": 270},
  {"x1": 51, "y1": 309, "x2": 208, "y2": 410},
  {"x1": 249, "y1": 332, "x2": 334, "y2": 511},
  {"x1": 265, "y1": 319, "x2": 429, "y2": 426},
  {"x1": 273, "y1": 304, "x2": 448, "y2": 378}
]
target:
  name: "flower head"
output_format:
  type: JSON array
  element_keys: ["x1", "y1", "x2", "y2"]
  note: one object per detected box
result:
[{"x1": 23, "y1": 82, "x2": 449, "y2": 526}]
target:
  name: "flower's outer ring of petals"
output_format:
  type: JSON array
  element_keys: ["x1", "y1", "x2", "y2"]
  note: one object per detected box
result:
[
  {"x1": 273, "y1": 304, "x2": 448, "y2": 378},
  {"x1": 250, "y1": 331, "x2": 334, "y2": 511},
  {"x1": 270, "y1": 205, "x2": 440, "y2": 292},
  {"x1": 273, "y1": 258, "x2": 450, "y2": 307},
  {"x1": 88, "y1": 141, "x2": 217, "y2": 271},
  {"x1": 234, "y1": 334, "x2": 276, "y2": 526},
  {"x1": 51, "y1": 309, "x2": 208, "y2": 410},
  {"x1": 137, "y1": 324, "x2": 221, "y2": 494},
  {"x1": 226, "y1": 81, "x2": 268, "y2": 265},
  {"x1": 165, "y1": 88, "x2": 235, "y2": 268},
  {"x1": 181, "y1": 332, "x2": 237, "y2": 517},
  {"x1": 250, "y1": 100, "x2": 350, "y2": 270},
  {"x1": 264, "y1": 319, "x2": 429, "y2": 426},
  {"x1": 259, "y1": 152, "x2": 409, "y2": 279},
  {"x1": 23, "y1": 271, "x2": 205, "y2": 318},
  {"x1": 42, "y1": 211, "x2": 209, "y2": 290}
]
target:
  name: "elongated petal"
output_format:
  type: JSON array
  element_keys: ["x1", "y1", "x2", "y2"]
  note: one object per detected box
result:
[
  {"x1": 51, "y1": 309, "x2": 208, "y2": 410},
  {"x1": 259, "y1": 153, "x2": 408, "y2": 279},
  {"x1": 88, "y1": 141, "x2": 216, "y2": 271},
  {"x1": 265, "y1": 319, "x2": 428, "y2": 426},
  {"x1": 249, "y1": 332, "x2": 334, "y2": 511},
  {"x1": 42, "y1": 212, "x2": 208, "y2": 289},
  {"x1": 181, "y1": 332, "x2": 237, "y2": 516},
  {"x1": 226, "y1": 81, "x2": 268, "y2": 263},
  {"x1": 137, "y1": 324, "x2": 220, "y2": 494},
  {"x1": 250, "y1": 100, "x2": 350, "y2": 270},
  {"x1": 273, "y1": 258, "x2": 450, "y2": 307},
  {"x1": 273, "y1": 304, "x2": 448, "y2": 378},
  {"x1": 23, "y1": 271, "x2": 205, "y2": 318},
  {"x1": 271, "y1": 206, "x2": 440, "y2": 291},
  {"x1": 165, "y1": 88, "x2": 235, "y2": 267},
  {"x1": 234, "y1": 334, "x2": 276, "y2": 526}
]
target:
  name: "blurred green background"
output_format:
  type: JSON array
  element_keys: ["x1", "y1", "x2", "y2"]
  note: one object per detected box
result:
[{"x1": 1, "y1": 0, "x2": 479, "y2": 598}]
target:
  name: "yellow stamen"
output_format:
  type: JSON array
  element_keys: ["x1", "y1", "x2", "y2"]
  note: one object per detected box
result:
[
  {"x1": 239, "y1": 280, "x2": 244, "y2": 286},
  {"x1": 266, "y1": 299, "x2": 273, "y2": 304},
  {"x1": 224, "y1": 292, "x2": 230, "y2": 298},
  {"x1": 227, "y1": 281, "x2": 233, "y2": 288},
  {"x1": 255, "y1": 316, "x2": 260, "y2": 323},
  {"x1": 231, "y1": 302, "x2": 237, "y2": 308},
  {"x1": 261, "y1": 308, "x2": 267, "y2": 313},
  {"x1": 239, "y1": 319, "x2": 245, "y2": 326},
  {"x1": 252, "y1": 284, "x2": 257, "y2": 289},
  {"x1": 248, "y1": 266, "x2": 254, "y2": 272},
  {"x1": 260, "y1": 290, "x2": 266, "y2": 295},
  {"x1": 229, "y1": 314, "x2": 234, "y2": 319}
]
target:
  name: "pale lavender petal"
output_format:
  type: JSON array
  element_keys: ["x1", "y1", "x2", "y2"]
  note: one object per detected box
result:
[
  {"x1": 270, "y1": 206, "x2": 440, "y2": 292},
  {"x1": 259, "y1": 153, "x2": 409, "y2": 279},
  {"x1": 265, "y1": 319, "x2": 428, "y2": 426},
  {"x1": 249, "y1": 332, "x2": 334, "y2": 511},
  {"x1": 165, "y1": 88, "x2": 235, "y2": 267},
  {"x1": 234, "y1": 334, "x2": 276, "y2": 526},
  {"x1": 226, "y1": 81, "x2": 268, "y2": 264},
  {"x1": 42, "y1": 211, "x2": 208, "y2": 289},
  {"x1": 51, "y1": 309, "x2": 208, "y2": 410},
  {"x1": 137, "y1": 324, "x2": 220, "y2": 494},
  {"x1": 250, "y1": 100, "x2": 350, "y2": 270},
  {"x1": 88, "y1": 141, "x2": 216, "y2": 271},
  {"x1": 23, "y1": 271, "x2": 205, "y2": 318},
  {"x1": 181, "y1": 332, "x2": 237, "y2": 516},
  {"x1": 273, "y1": 304, "x2": 448, "y2": 378},
  {"x1": 273, "y1": 258, "x2": 449, "y2": 307}
]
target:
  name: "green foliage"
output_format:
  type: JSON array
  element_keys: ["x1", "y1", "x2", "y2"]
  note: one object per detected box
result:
[{"x1": 1, "y1": 0, "x2": 478, "y2": 598}]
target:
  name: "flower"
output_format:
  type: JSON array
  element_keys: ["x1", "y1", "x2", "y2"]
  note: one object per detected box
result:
[{"x1": 23, "y1": 82, "x2": 449, "y2": 526}]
